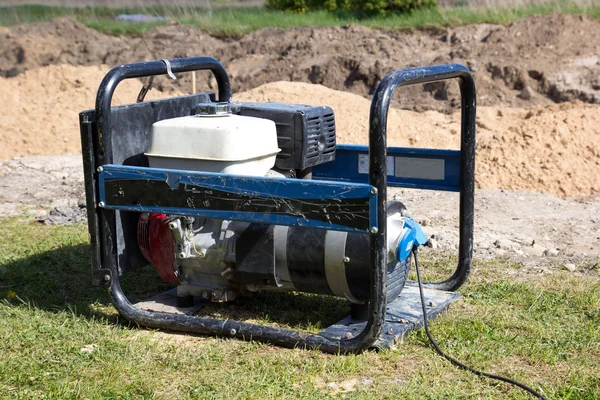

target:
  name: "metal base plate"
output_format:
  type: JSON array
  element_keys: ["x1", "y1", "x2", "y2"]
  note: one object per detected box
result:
[
  {"x1": 134, "y1": 289, "x2": 206, "y2": 316},
  {"x1": 132, "y1": 286, "x2": 459, "y2": 349},
  {"x1": 318, "y1": 286, "x2": 460, "y2": 348}
]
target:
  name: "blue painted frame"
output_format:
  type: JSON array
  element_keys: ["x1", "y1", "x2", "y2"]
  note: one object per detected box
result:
[
  {"x1": 98, "y1": 164, "x2": 378, "y2": 233},
  {"x1": 313, "y1": 144, "x2": 461, "y2": 192}
]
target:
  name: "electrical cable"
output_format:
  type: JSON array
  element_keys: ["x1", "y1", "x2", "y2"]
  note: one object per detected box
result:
[{"x1": 412, "y1": 248, "x2": 547, "y2": 400}]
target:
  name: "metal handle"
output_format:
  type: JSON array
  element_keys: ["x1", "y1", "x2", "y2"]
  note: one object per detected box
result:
[
  {"x1": 369, "y1": 64, "x2": 476, "y2": 294},
  {"x1": 353, "y1": 64, "x2": 476, "y2": 352},
  {"x1": 95, "y1": 56, "x2": 231, "y2": 162}
]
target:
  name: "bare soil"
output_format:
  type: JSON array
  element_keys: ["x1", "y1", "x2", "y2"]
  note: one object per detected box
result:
[
  {"x1": 2, "y1": 69, "x2": 598, "y2": 197},
  {"x1": 1, "y1": 14, "x2": 599, "y2": 113},
  {"x1": 0, "y1": 64, "x2": 180, "y2": 160}
]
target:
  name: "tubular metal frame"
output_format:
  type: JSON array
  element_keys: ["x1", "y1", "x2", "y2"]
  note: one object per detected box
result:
[{"x1": 80, "y1": 57, "x2": 476, "y2": 353}]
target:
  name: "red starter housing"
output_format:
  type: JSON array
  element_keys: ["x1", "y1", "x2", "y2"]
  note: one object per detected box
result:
[{"x1": 137, "y1": 213, "x2": 180, "y2": 283}]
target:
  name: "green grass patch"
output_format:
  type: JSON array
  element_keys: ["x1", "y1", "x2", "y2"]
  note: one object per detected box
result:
[
  {"x1": 1, "y1": 2, "x2": 600, "y2": 36},
  {"x1": 0, "y1": 217, "x2": 599, "y2": 398}
]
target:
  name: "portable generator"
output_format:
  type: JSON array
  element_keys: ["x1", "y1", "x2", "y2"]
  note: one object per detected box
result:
[{"x1": 79, "y1": 56, "x2": 476, "y2": 353}]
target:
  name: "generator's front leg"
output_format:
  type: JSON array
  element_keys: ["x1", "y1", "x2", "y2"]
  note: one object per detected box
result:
[{"x1": 367, "y1": 63, "x2": 476, "y2": 292}]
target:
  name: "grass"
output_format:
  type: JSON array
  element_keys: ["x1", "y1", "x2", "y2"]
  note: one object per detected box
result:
[
  {"x1": 1, "y1": 1, "x2": 600, "y2": 36},
  {"x1": 0, "y1": 217, "x2": 599, "y2": 399}
]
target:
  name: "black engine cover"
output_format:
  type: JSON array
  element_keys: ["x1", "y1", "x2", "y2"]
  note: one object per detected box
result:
[{"x1": 233, "y1": 102, "x2": 336, "y2": 170}]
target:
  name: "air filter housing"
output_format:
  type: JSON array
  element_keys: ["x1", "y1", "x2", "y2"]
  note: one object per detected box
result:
[{"x1": 232, "y1": 102, "x2": 336, "y2": 170}]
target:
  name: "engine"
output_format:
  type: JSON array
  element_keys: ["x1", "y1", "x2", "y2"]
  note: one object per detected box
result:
[{"x1": 136, "y1": 101, "x2": 416, "y2": 306}]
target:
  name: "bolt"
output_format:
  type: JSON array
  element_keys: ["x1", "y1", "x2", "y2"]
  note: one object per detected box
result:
[
  {"x1": 399, "y1": 318, "x2": 409, "y2": 324},
  {"x1": 229, "y1": 328, "x2": 237, "y2": 335},
  {"x1": 178, "y1": 252, "x2": 186, "y2": 259},
  {"x1": 202, "y1": 291, "x2": 210, "y2": 299},
  {"x1": 98, "y1": 201, "x2": 105, "y2": 208},
  {"x1": 221, "y1": 267, "x2": 234, "y2": 280},
  {"x1": 97, "y1": 166, "x2": 103, "y2": 173},
  {"x1": 343, "y1": 256, "x2": 350, "y2": 263},
  {"x1": 344, "y1": 332, "x2": 353, "y2": 340},
  {"x1": 370, "y1": 227, "x2": 378, "y2": 234},
  {"x1": 103, "y1": 274, "x2": 111, "y2": 282},
  {"x1": 168, "y1": 222, "x2": 177, "y2": 230},
  {"x1": 387, "y1": 328, "x2": 394, "y2": 335},
  {"x1": 370, "y1": 187, "x2": 377, "y2": 195},
  {"x1": 427, "y1": 301, "x2": 436, "y2": 308},
  {"x1": 211, "y1": 292, "x2": 219, "y2": 299}
]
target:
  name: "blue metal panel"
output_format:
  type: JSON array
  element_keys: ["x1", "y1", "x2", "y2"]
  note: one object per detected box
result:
[
  {"x1": 312, "y1": 144, "x2": 461, "y2": 192},
  {"x1": 98, "y1": 164, "x2": 378, "y2": 233}
]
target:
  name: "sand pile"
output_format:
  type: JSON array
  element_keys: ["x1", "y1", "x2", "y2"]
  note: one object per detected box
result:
[
  {"x1": 0, "y1": 64, "x2": 180, "y2": 160},
  {"x1": 1, "y1": 67, "x2": 598, "y2": 197},
  {"x1": 236, "y1": 82, "x2": 600, "y2": 197},
  {"x1": 235, "y1": 81, "x2": 460, "y2": 149},
  {"x1": 2, "y1": 14, "x2": 600, "y2": 112}
]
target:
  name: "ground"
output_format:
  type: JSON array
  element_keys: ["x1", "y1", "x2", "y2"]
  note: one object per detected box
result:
[{"x1": 0, "y1": 8, "x2": 599, "y2": 400}]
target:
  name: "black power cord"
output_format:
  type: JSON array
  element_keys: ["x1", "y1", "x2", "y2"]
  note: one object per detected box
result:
[{"x1": 412, "y1": 248, "x2": 547, "y2": 400}]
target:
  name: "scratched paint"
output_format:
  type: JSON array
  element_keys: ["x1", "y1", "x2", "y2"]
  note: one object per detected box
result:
[{"x1": 98, "y1": 165, "x2": 378, "y2": 233}]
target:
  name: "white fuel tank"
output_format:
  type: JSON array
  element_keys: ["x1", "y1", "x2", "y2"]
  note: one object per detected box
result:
[{"x1": 146, "y1": 102, "x2": 279, "y2": 176}]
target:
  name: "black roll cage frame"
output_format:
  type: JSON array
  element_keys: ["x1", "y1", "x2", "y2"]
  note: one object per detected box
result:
[{"x1": 79, "y1": 56, "x2": 476, "y2": 354}]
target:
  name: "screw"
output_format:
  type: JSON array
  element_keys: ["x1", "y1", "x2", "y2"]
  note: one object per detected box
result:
[
  {"x1": 98, "y1": 201, "x2": 105, "y2": 208},
  {"x1": 387, "y1": 328, "x2": 394, "y2": 335},
  {"x1": 168, "y1": 222, "x2": 177, "y2": 230},
  {"x1": 229, "y1": 328, "x2": 237, "y2": 335},
  {"x1": 344, "y1": 332, "x2": 353, "y2": 340},
  {"x1": 202, "y1": 291, "x2": 210, "y2": 299},
  {"x1": 221, "y1": 267, "x2": 234, "y2": 280},
  {"x1": 178, "y1": 252, "x2": 186, "y2": 259},
  {"x1": 97, "y1": 166, "x2": 103, "y2": 173},
  {"x1": 103, "y1": 274, "x2": 111, "y2": 282},
  {"x1": 427, "y1": 301, "x2": 436, "y2": 308},
  {"x1": 370, "y1": 227, "x2": 378, "y2": 234},
  {"x1": 370, "y1": 187, "x2": 377, "y2": 195},
  {"x1": 343, "y1": 256, "x2": 350, "y2": 263}
]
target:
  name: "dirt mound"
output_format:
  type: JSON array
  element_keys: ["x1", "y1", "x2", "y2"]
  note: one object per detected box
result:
[
  {"x1": 1, "y1": 14, "x2": 600, "y2": 112},
  {"x1": 235, "y1": 81, "x2": 458, "y2": 149},
  {"x1": 0, "y1": 66, "x2": 598, "y2": 197},
  {"x1": 236, "y1": 81, "x2": 600, "y2": 197},
  {"x1": 475, "y1": 102, "x2": 600, "y2": 197},
  {"x1": 0, "y1": 18, "x2": 123, "y2": 77},
  {"x1": 0, "y1": 64, "x2": 180, "y2": 160}
]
